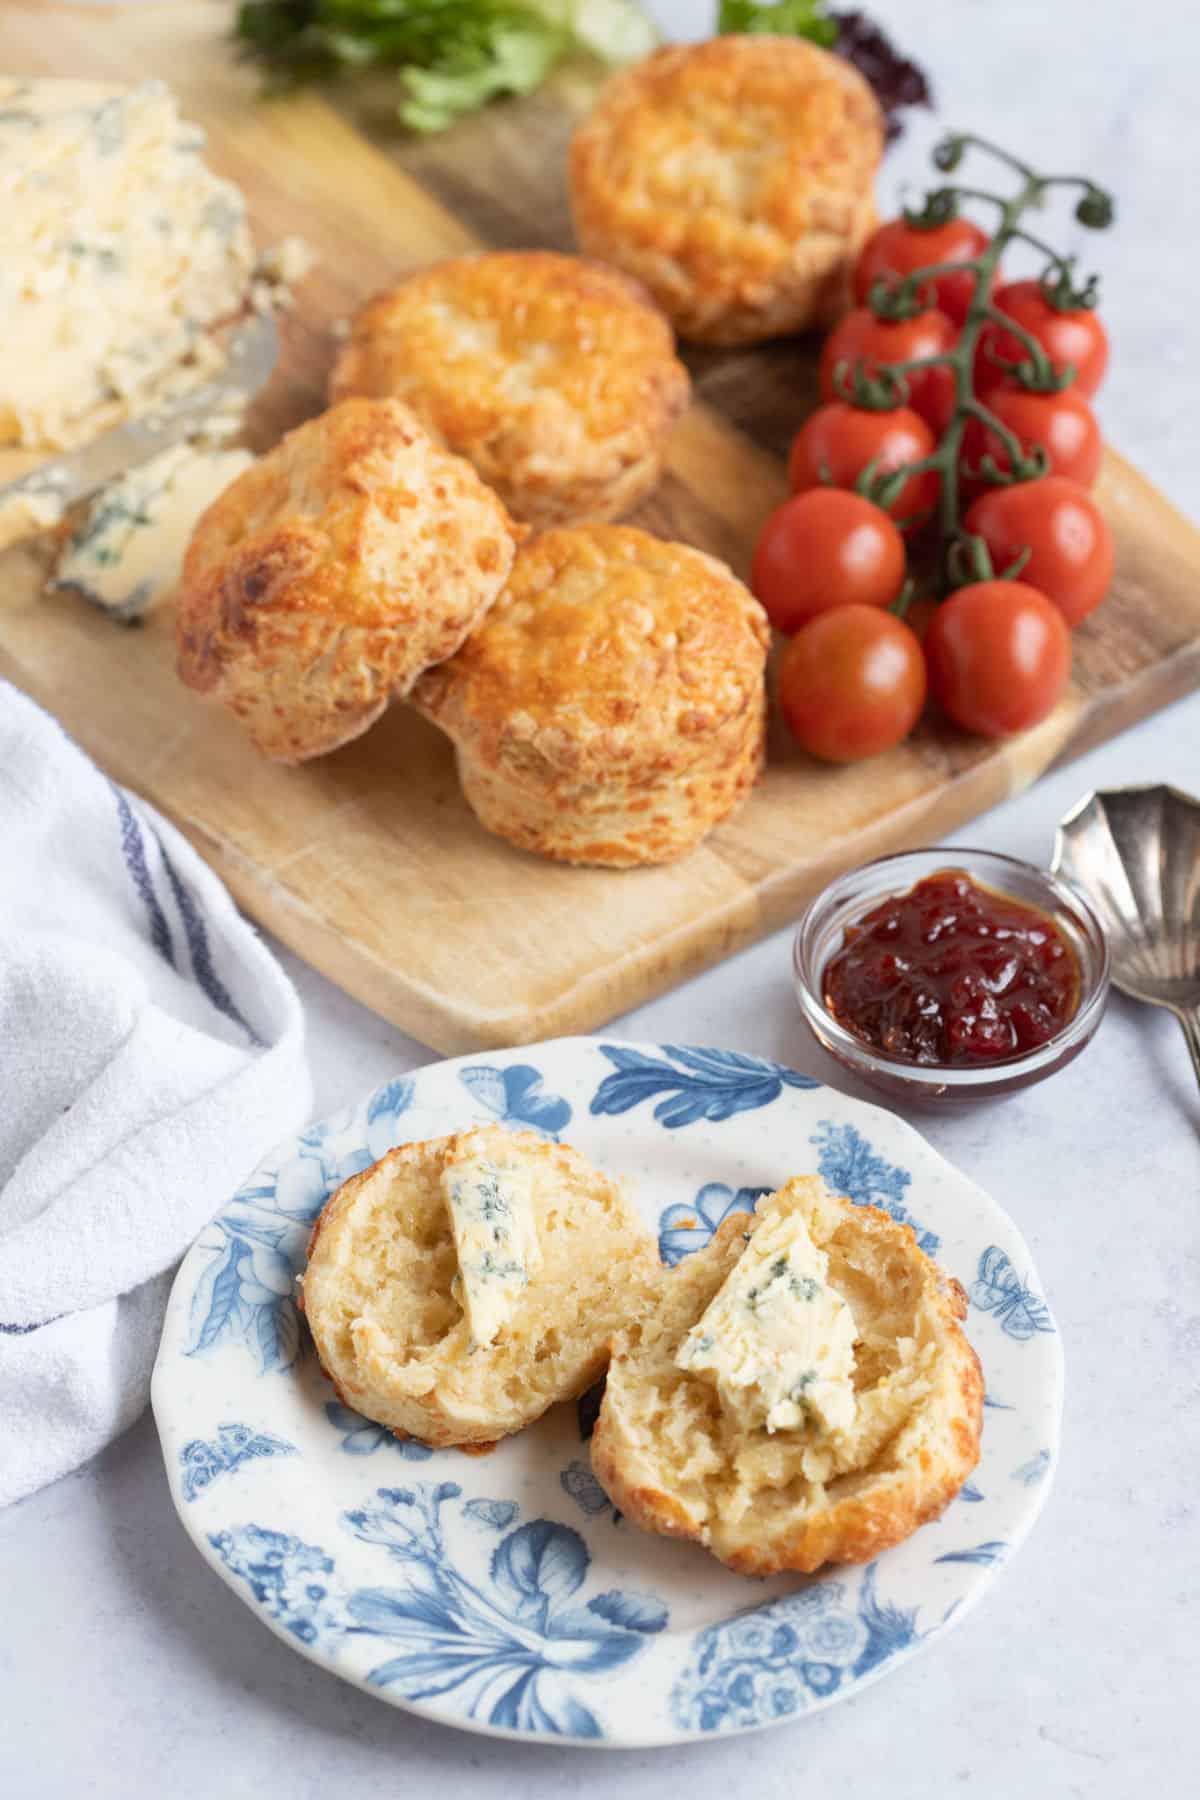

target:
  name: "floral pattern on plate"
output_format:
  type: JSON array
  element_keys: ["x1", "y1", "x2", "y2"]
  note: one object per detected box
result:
[
  {"x1": 210, "y1": 1481, "x2": 666, "y2": 1738},
  {"x1": 672, "y1": 1566, "x2": 920, "y2": 1733},
  {"x1": 153, "y1": 1037, "x2": 1063, "y2": 1748}
]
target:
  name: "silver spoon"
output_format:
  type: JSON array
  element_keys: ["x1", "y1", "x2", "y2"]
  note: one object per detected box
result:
[{"x1": 1053, "y1": 784, "x2": 1200, "y2": 1085}]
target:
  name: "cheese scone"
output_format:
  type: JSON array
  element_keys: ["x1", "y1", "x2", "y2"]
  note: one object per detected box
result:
[
  {"x1": 412, "y1": 523, "x2": 769, "y2": 867},
  {"x1": 329, "y1": 251, "x2": 690, "y2": 528},
  {"x1": 176, "y1": 398, "x2": 520, "y2": 762},
  {"x1": 570, "y1": 38, "x2": 883, "y2": 346},
  {"x1": 302, "y1": 1125, "x2": 658, "y2": 1448},
  {"x1": 591, "y1": 1177, "x2": 983, "y2": 1575}
]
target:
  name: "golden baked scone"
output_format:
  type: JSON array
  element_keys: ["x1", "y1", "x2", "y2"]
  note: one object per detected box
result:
[
  {"x1": 328, "y1": 251, "x2": 690, "y2": 528},
  {"x1": 591, "y1": 1177, "x2": 983, "y2": 1576},
  {"x1": 411, "y1": 523, "x2": 769, "y2": 867},
  {"x1": 301, "y1": 1124, "x2": 658, "y2": 1449},
  {"x1": 569, "y1": 37, "x2": 883, "y2": 346},
  {"x1": 176, "y1": 397, "x2": 520, "y2": 762}
]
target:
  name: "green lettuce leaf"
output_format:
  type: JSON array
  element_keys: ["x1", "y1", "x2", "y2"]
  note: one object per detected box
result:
[
  {"x1": 399, "y1": 20, "x2": 561, "y2": 131},
  {"x1": 235, "y1": 0, "x2": 659, "y2": 128},
  {"x1": 715, "y1": 0, "x2": 837, "y2": 45}
]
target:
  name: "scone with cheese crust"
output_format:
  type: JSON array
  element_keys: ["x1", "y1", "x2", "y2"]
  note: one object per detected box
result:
[
  {"x1": 412, "y1": 523, "x2": 769, "y2": 867},
  {"x1": 176, "y1": 398, "x2": 520, "y2": 762},
  {"x1": 569, "y1": 37, "x2": 883, "y2": 346},
  {"x1": 591, "y1": 1177, "x2": 983, "y2": 1575},
  {"x1": 328, "y1": 251, "x2": 690, "y2": 528},
  {"x1": 302, "y1": 1124, "x2": 658, "y2": 1448}
]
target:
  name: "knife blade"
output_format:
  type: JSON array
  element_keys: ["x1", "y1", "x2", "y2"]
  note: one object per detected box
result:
[{"x1": 0, "y1": 312, "x2": 279, "y2": 527}]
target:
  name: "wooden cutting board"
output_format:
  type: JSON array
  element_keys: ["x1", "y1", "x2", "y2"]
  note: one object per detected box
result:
[{"x1": 4, "y1": 2, "x2": 1200, "y2": 1053}]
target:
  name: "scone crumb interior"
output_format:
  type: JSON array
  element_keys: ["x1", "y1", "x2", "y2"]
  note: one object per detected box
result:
[
  {"x1": 592, "y1": 1176, "x2": 983, "y2": 1573},
  {"x1": 302, "y1": 1125, "x2": 657, "y2": 1447}
]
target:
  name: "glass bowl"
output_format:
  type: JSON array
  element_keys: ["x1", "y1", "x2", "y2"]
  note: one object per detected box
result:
[{"x1": 793, "y1": 847, "x2": 1112, "y2": 1105}]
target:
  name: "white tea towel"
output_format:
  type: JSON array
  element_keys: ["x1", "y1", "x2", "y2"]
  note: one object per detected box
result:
[{"x1": 0, "y1": 681, "x2": 312, "y2": 1506}]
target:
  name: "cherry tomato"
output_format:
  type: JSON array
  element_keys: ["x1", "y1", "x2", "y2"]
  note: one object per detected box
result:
[
  {"x1": 964, "y1": 477, "x2": 1114, "y2": 627},
  {"x1": 924, "y1": 580, "x2": 1072, "y2": 737},
  {"x1": 819, "y1": 306, "x2": 958, "y2": 435},
  {"x1": 750, "y1": 489, "x2": 906, "y2": 635},
  {"x1": 976, "y1": 279, "x2": 1109, "y2": 399},
  {"x1": 961, "y1": 386, "x2": 1103, "y2": 491},
  {"x1": 779, "y1": 605, "x2": 927, "y2": 762},
  {"x1": 854, "y1": 216, "x2": 991, "y2": 326},
  {"x1": 787, "y1": 403, "x2": 938, "y2": 525}
]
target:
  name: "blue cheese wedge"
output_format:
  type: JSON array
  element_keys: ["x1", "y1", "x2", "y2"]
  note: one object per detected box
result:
[
  {"x1": 442, "y1": 1140, "x2": 543, "y2": 1349},
  {"x1": 676, "y1": 1205, "x2": 859, "y2": 1435},
  {"x1": 51, "y1": 441, "x2": 253, "y2": 621},
  {"x1": 0, "y1": 78, "x2": 256, "y2": 450}
]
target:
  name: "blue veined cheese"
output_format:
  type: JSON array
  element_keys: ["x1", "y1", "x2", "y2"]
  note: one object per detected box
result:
[
  {"x1": 676, "y1": 1206, "x2": 859, "y2": 1435},
  {"x1": 442, "y1": 1144, "x2": 543, "y2": 1349},
  {"x1": 51, "y1": 441, "x2": 254, "y2": 621},
  {"x1": 0, "y1": 78, "x2": 256, "y2": 450}
]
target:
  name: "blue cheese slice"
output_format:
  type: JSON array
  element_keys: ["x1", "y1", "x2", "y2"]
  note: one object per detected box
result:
[
  {"x1": 0, "y1": 78, "x2": 256, "y2": 450},
  {"x1": 442, "y1": 1139, "x2": 542, "y2": 1349},
  {"x1": 51, "y1": 441, "x2": 254, "y2": 620},
  {"x1": 676, "y1": 1204, "x2": 859, "y2": 1435}
]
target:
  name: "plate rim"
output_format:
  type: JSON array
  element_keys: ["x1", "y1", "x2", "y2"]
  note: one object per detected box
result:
[{"x1": 151, "y1": 1033, "x2": 1064, "y2": 1749}]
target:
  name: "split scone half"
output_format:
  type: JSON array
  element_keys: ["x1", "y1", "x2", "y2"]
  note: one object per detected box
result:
[
  {"x1": 302, "y1": 1124, "x2": 658, "y2": 1448},
  {"x1": 591, "y1": 1176, "x2": 983, "y2": 1575},
  {"x1": 412, "y1": 522, "x2": 770, "y2": 868}
]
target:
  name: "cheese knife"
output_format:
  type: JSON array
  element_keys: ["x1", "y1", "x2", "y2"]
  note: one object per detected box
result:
[{"x1": 0, "y1": 312, "x2": 279, "y2": 538}]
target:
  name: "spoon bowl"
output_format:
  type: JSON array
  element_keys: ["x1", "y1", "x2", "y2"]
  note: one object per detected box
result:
[{"x1": 1053, "y1": 784, "x2": 1200, "y2": 1080}]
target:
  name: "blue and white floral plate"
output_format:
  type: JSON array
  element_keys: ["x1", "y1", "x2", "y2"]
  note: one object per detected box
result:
[{"x1": 152, "y1": 1038, "x2": 1062, "y2": 1748}]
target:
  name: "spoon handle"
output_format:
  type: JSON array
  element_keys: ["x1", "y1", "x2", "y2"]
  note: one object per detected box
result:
[{"x1": 1178, "y1": 1003, "x2": 1200, "y2": 1092}]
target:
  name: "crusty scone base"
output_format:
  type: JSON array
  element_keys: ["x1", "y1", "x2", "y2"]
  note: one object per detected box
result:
[
  {"x1": 452, "y1": 689, "x2": 765, "y2": 867},
  {"x1": 574, "y1": 193, "x2": 877, "y2": 349}
]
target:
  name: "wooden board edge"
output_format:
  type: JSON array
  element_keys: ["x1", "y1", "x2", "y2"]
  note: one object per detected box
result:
[
  {"x1": 158, "y1": 704, "x2": 1086, "y2": 1056},
  {"x1": 166, "y1": 801, "x2": 764, "y2": 1053}
]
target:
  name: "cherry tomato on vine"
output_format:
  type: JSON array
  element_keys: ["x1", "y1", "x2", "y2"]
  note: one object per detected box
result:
[
  {"x1": 961, "y1": 386, "x2": 1103, "y2": 491},
  {"x1": 853, "y1": 216, "x2": 992, "y2": 326},
  {"x1": 750, "y1": 489, "x2": 906, "y2": 635},
  {"x1": 819, "y1": 306, "x2": 958, "y2": 435},
  {"x1": 924, "y1": 580, "x2": 1072, "y2": 737},
  {"x1": 778, "y1": 605, "x2": 927, "y2": 762},
  {"x1": 976, "y1": 279, "x2": 1109, "y2": 399},
  {"x1": 964, "y1": 477, "x2": 1114, "y2": 626},
  {"x1": 787, "y1": 403, "x2": 938, "y2": 525}
]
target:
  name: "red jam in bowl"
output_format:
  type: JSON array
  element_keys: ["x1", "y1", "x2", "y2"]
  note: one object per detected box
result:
[{"x1": 823, "y1": 868, "x2": 1082, "y2": 1067}]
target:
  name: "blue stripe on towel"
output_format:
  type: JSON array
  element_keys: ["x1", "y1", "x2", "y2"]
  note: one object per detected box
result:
[
  {"x1": 157, "y1": 843, "x2": 262, "y2": 1047},
  {"x1": 111, "y1": 785, "x2": 174, "y2": 966}
]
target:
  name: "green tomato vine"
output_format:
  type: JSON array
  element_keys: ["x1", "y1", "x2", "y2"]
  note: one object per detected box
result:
[{"x1": 832, "y1": 134, "x2": 1115, "y2": 592}]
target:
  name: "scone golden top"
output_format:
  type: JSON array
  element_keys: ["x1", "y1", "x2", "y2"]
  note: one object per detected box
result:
[
  {"x1": 414, "y1": 523, "x2": 768, "y2": 779},
  {"x1": 176, "y1": 397, "x2": 520, "y2": 762},
  {"x1": 412, "y1": 523, "x2": 769, "y2": 866},
  {"x1": 301, "y1": 1125, "x2": 658, "y2": 1449},
  {"x1": 328, "y1": 251, "x2": 690, "y2": 527},
  {"x1": 570, "y1": 37, "x2": 883, "y2": 346},
  {"x1": 591, "y1": 1177, "x2": 983, "y2": 1575}
]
